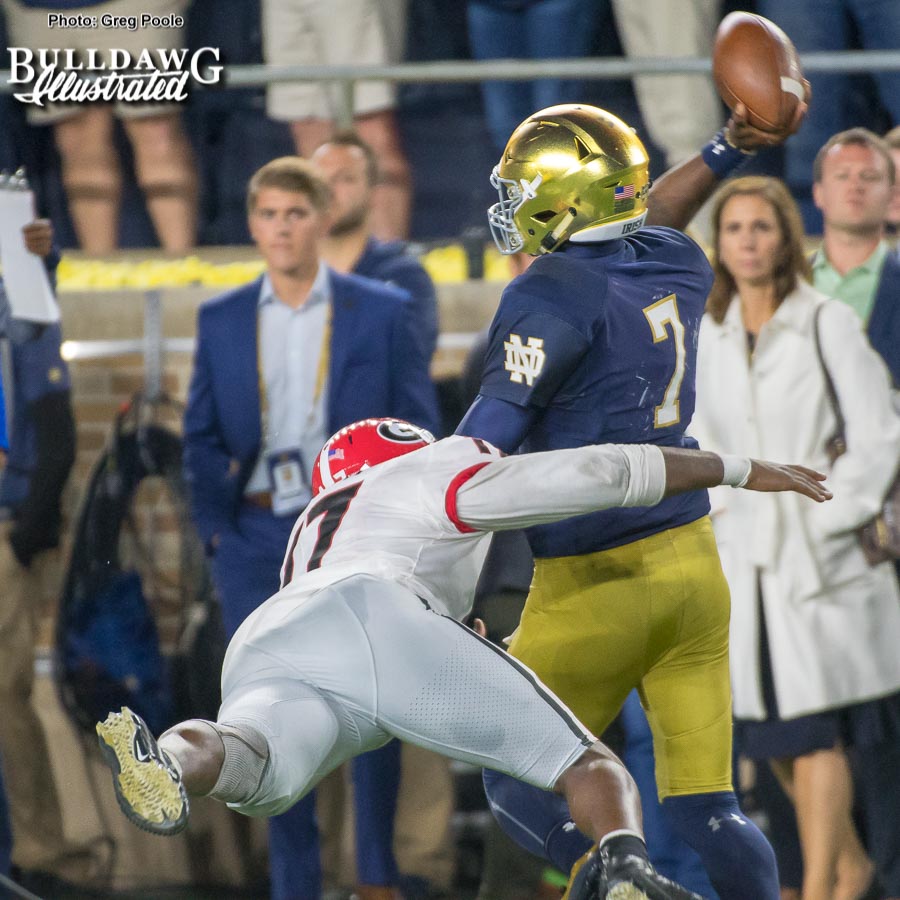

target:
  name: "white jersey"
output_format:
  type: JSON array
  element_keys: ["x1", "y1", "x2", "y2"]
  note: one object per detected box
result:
[
  {"x1": 279, "y1": 435, "x2": 503, "y2": 619},
  {"x1": 276, "y1": 435, "x2": 667, "y2": 621},
  {"x1": 218, "y1": 437, "x2": 667, "y2": 815}
]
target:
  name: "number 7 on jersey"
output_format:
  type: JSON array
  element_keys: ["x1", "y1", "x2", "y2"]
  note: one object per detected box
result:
[{"x1": 643, "y1": 294, "x2": 685, "y2": 428}]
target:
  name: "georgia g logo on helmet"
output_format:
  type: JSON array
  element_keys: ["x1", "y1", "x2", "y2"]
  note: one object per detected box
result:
[
  {"x1": 487, "y1": 103, "x2": 651, "y2": 256},
  {"x1": 376, "y1": 420, "x2": 431, "y2": 443},
  {"x1": 312, "y1": 418, "x2": 435, "y2": 495}
]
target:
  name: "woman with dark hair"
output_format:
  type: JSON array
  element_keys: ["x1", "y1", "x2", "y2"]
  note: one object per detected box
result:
[{"x1": 694, "y1": 176, "x2": 900, "y2": 900}]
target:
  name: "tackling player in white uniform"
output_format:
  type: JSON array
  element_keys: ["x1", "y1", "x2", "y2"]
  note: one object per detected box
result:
[{"x1": 96, "y1": 418, "x2": 830, "y2": 900}]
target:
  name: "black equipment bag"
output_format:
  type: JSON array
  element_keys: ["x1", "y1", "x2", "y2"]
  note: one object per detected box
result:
[{"x1": 54, "y1": 395, "x2": 226, "y2": 735}]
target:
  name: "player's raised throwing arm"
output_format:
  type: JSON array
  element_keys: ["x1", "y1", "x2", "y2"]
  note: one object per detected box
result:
[{"x1": 453, "y1": 444, "x2": 830, "y2": 532}]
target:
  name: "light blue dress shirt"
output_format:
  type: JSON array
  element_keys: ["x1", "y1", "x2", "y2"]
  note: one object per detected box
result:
[{"x1": 243, "y1": 263, "x2": 331, "y2": 507}]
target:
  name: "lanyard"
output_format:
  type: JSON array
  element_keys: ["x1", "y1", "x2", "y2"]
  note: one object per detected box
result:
[{"x1": 258, "y1": 302, "x2": 332, "y2": 440}]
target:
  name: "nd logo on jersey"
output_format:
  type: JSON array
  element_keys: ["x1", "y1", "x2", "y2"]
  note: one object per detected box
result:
[{"x1": 504, "y1": 333, "x2": 545, "y2": 386}]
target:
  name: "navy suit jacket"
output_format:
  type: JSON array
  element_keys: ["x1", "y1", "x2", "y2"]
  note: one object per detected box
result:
[
  {"x1": 183, "y1": 269, "x2": 441, "y2": 547},
  {"x1": 355, "y1": 238, "x2": 439, "y2": 361},
  {"x1": 871, "y1": 247, "x2": 900, "y2": 387}
]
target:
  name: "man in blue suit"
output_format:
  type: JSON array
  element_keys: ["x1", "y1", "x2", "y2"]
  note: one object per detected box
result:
[{"x1": 183, "y1": 156, "x2": 440, "y2": 900}]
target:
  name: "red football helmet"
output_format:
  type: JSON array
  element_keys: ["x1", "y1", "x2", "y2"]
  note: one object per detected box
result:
[{"x1": 312, "y1": 418, "x2": 435, "y2": 496}]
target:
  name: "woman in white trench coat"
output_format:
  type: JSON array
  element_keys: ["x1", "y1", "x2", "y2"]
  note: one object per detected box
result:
[{"x1": 693, "y1": 176, "x2": 900, "y2": 900}]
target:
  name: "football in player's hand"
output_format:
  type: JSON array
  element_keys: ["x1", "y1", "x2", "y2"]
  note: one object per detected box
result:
[{"x1": 712, "y1": 11, "x2": 807, "y2": 135}]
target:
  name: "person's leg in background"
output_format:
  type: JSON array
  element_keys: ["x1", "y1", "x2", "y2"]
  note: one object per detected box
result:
[
  {"x1": 52, "y1": 108, "x2": 123, "y2": 255},
  {"x1": 354, "y1": 109, "x2": 411, "y2": 241},
  {"x1": 0, "y1": 529, "x2": 98, "y2": 886},
  {"x1": 354, "y1": 0, "x2": 410, "y2": 240},
  {"x1": 770, "y1": 749, "x2": 867, "y2": 900},
  {"x1": 756, "y1": 0, "x2": 850, "y2": 232},
  {"x1": 466, "y1": 1, "x2": 540, "y2": 156},
  {"x1": 116, "y1": 0, "x2": 197, "y2": 252},
  {"x1": 610, "y1": 0, "x2": 721, "y2": 240},
  {"x1": 262, "y1": 0, "x2": 337, "y2": 158},
  {"x1": 525, "y1": 0, "x2": 599, "y2": 112},
  {"x1": 610, "y1": 0, "x2": 720, "y2": 168},
  {"x1": 394, "y1": 745, "x2": 457, "y2": 900},
  {"x1": 1, "y1": 0, "x2": 122, "y2": 254},
  {"x1": 211, "y1": 506, "x2": 322, "y2": 900},
  {"x1": 352, "y1": 740, "x2": 403, "y2": 900},
  {"x1": 742, "y1": 758, "x2": 804, "y2": 900},
  {"x1": 850, "y1": 711, "x2": 900, "y2": 900},
  {"x1": 317, "y1": 769, "x2": 351, "y2": 898},
  {"x1": 620, "y1": 691, "x2": 719, "y2": 898},
  {"x1": 263, "y1": 0, "x2": 411, "y2": 239},
  {"x1": 122, "y1": 112, "x2": 198, "y2": 253}
]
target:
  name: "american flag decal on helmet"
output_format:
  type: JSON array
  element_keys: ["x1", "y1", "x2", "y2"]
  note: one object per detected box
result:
[{"x1": 614, "y1": 183, "x2": 635, "y2": 199}]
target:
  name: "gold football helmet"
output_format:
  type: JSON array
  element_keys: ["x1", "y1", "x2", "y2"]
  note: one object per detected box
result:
[{"x1": 488, "y1": 104, "x2": 651, "y2": 255}]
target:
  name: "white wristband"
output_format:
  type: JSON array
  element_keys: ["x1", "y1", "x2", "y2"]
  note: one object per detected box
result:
[{"x1": 720, "y1": 454, "x2": 752, "y2": 488}]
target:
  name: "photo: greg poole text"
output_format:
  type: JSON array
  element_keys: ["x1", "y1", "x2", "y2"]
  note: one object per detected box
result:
[{"x1": 47, "y1": 13, "x2": 185, "y2": 31}]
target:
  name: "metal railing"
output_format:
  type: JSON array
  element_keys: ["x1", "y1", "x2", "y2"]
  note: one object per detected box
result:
[
  {"x1": 14, "y1": 47, "x2": 900, "y2": 372},
  {"x1": 5, "y1": 48, "x2": 900, "y2": 122}
]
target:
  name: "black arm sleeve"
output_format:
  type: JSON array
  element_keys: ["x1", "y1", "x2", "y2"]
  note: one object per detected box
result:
[{"x1": 9, "y1": 389, "x2": 76, "y2": 566}]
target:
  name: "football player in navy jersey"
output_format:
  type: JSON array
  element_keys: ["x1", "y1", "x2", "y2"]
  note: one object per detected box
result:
[{"x1": 457, "y1": 102, "x2": 808, "y2": 900}]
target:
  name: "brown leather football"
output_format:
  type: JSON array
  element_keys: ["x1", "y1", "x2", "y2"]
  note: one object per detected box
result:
[{"x1": 713, "y1": 11, "x2": 806, "y2": 134}]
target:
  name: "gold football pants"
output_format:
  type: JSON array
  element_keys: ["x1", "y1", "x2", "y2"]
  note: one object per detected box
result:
[{"x1": 507, "y1": 516, "x2": 733, "y2": 799}]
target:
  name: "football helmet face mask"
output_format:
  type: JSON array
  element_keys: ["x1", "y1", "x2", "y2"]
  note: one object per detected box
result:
[
  {"x1": 487, "y1": 103, "x2": 651, "y2": 256},
  {"x1": 312, "y1": 418, "x2": 435, "y2": 496}
]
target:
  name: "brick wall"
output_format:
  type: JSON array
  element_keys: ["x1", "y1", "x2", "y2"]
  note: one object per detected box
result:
[{"x1": 50, "y1": 280, "x2": 502, "y2": 641}]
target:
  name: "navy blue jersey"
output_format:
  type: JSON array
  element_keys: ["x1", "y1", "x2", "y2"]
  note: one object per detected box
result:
[{"x1": 478, "y1": 227, "x2": 713, "y2": 557}]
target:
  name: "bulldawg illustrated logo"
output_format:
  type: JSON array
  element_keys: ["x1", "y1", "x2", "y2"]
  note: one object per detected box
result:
[{"x1": 8, "y1": 46, "x2": 223, "y2": 106}]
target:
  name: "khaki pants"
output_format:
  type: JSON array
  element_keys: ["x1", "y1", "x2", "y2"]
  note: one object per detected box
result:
[{"x1": 0, "y1": 522, "x2": 88, "y2": 876}]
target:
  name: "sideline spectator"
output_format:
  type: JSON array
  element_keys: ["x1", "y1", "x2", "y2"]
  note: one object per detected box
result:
[
  {"x1": 261, "y1": 0, "x2": 411, "y2": 240},
  {"x1": 1, "y1": 0, "x2": 198, "y2": 254},
  {"x1": 693, "y1": 175, "x2": 900, "y2": 900},
  {"x1": 757, "y1": 0, "x2": 900, "y2": 232},
  {"x1": 310, "y1": 131, "x2": 450, "y2": 899},
  {"x1": 0, "y1": 220, "x2": 94, "y2": 894},
  {"x1": 465, "y1": 0, "x2": 600, "y2": 156},
  {"x1": 311, "y1": 132, "x2": 437, "y2": 360},
  {"x1": 811, "y1": 128, "x2": 900, "y2": 384},
  {"x1": 182, "y1": 156, "x2": 439, "y2": 900},
  {"x1": 884, "y1": 125, "x2": 900, "y2": 236}
]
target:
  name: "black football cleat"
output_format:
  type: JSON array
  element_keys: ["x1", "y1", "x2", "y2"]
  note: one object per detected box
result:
[
  {"x1": 561, "y1": 848, "x2": 603, "y2": 900},
  {"x1": 601, "y1": 848, "x2": 705, "y2": 900}
]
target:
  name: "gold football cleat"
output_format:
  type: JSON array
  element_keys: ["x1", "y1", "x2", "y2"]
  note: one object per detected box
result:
[{"x1": 96, "y1": 707, "x2": 189, "y2": 836}]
